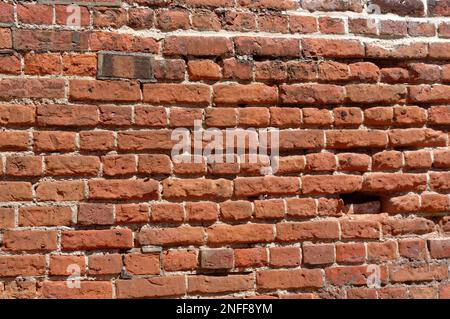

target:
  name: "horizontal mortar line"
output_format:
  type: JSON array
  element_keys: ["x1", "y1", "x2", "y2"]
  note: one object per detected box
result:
[{"x1": 8, "y1": 25, "x2": 450, "y2": 43}]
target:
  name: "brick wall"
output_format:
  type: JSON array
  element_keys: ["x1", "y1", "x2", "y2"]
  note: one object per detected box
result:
[{"x1": 0, "y1": 0, "x2": 449, "y2": 299}]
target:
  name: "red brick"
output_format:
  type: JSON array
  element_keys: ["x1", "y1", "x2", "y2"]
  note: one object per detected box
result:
[
  {"x1": 125, "y1": 253, "x2": 160, "y2": 275},
  {"x1": 79, "y1": 131, "x2": 114, "y2": 152},
  {"x1": 46, "y1": 155, "x2": 100, "y2": 177},
  {"x1": 0, "y1": 53, "x2": 21, "y2": 75},
  {"x1": 363, "y1": 173, "x2": 427, "y2": 193},
  {"x1": 336, "y1": 243, "x2": 366, "y2": 265},
  {"x1": 143, "y1": 83, "x2": 210, "y2": 106},
  {"x1": 429, "y1": 239, "x2": 450, "y2": 259},
  {"x1": 235, "y1": 37, "x2": 300, "y2": 57},
  {"x1": 36, "y1": 181, "x2": 84, "y2": 201},
  {"x1": 389, "y1": 264, "x2": 448, "y2": 283},
  {"x1": 207, "y1": 224, "x2": 274, "y2": 245},
  {"x1": 89, "y1": 31, "x2": 158, "y2": 53},
  {"x1": 99, "y1": 105, "x2": 132, "y2": 126},
  {"x1": 429, "y1": 106, "x2": 450, "y2": 125},
  {"x1": 214, "y1": 83, "x2": 277, "y2": 106},
  {"x1": 302, "y1": 175, "x2": 362, "y2": 195},
  {"x1": 188, "y1": 60, "x2": 221, "y2": 81},
  {"x1": 367, "y1": 241, "x2": 398, "y2": 263},
  {"x1": 326, "y1": 265, "x2": 387, "y2": 286},
  {"x1": 302, "y1": 39, "x2": 364, "y2": 58},
  {"x1": 290, "y1": 15, "x2": 317, "y2": 33},
  {"x1": 235, "y1": 248, "x2": 268, "y2": 268},
  {"x1": 399, "y1": 239, "x2": 427, "y2": 260},
  {"x1": 276, "y1": 220, "x2": 340, "y2": 242},
  {"x1": 254, "y1": 199, "x2": 285, "y2": 219},
  {"x1": 366, "y1": 42, "x2": 428, "y2": 59},
  {"x1": 78, "y1": 203, "x2": 114, "y2": 226},
  {"x1": 62, "y1": 229, "x2": 133, "y2": 251},
  {"x1": 0, "y1": 3, "x2": 14, "y2": 23},
  {"x1": 259, "y1": 14, "x2": 289, "y2": 33},
  {"x1": 257, "y1": 269, "x2": 323, "y2": 290},
  {"x1": 338, "y1": 153, "x2": 370, "y2": 171},
  {"x1": 151, "y1": 203, "x2": 184, "y2": 223},
  {"x1": 0, "y1": 104, "x2": 35, "y2": 126},
  {"x1": 50, "y1": 255, "x2": 86, "y2": 276},
  {"x1": 63, "y1": 54, "x2": 97, "y2": 76},
  {"x1": 389, "y1": 128, "x2": 446, "y2": 147},
  {"x1": 188, "y1": 274, "x2": 253, "y2": 294},
  {"x1": 0, "y1": 78, "x2": 64, "y2": 99},
  {"x1": 5, "y1": 156, "x2": 42, "y2": 177},
  {"x1": 223, "y1": 11, "x2": 256, "y2": 32},
  {"x1": 115, "y1": 204, "x2": 149, "y2": 224},
  {"x1": 56, "y1": 5, "x2": 90, "y2": 26},
  {"x1": 135, "y1": 106, "x2": 167, "y2": 127},
  {"x1": 152, "y1": 59, "x2": 186, "y2": 81},
  {"x1": 164, "y1": 36, "x2": 233, "y2": 56},
  {"x1": 185, "y1": 202, "x2": 218, "y2": 223},
  {"x1": 102, "y1": 155, "x2": 136, "y2": 176},
  {"x1": 200, "y1": 248, "x2": 234, "y2": 269},
  {"x1": 116, "y1": 277, "x2": 186, "y2": 298},
  {"x1": 0, "y1": 208, "x2": 15, "y2": 229},
  {"x1": 128, "y1": 8, "x2": 154, "y2": 29},
  {"x1": 382, "y1": 194, "x2": 421, "y2": 213},
  {"x1": 0, "y1": 256, "x2": 46, "y2": 277},
  {"x1": 222, "y1": 58, "x2": 253, "y2": 81},
  {"x1": 303, "y1": 244, "x2": 335, "y2": 265},
  {"x1": 18, "y1": 4, "x2": 52, "y2": 24},
  {"x1": 24, "y1": 53, "x2": 62, "y2": 75},
  {"x1": 269, "y1": 247, "x2": 301, "y2": 267},
  {"x1": 14, "y1": 29, "x2": 89, "y2": 52},
  {"x1": 3, "y1": 230, "x2": 57, "y2": 252},
  {"x1": 69, "y1": 80, "x2": 141, "y2": 102},
  {"x1": 42, "y1": 281, "x2": 112, "y2": 299},
  {"x1": 138, "y1": 154, "x2": 172, "y2": 174},
  {"x1": 19, "y1": 206, "x2": 72, "y2": 227},
  {"x1": 319, "y1": 17, "x2": 345, "y2": 34},
  {"x1": 280, "y1": 84, "x2": 345, "y2": 105},
  {"x1": 138, "y1": 226, "x2": 205, "y2": 246},
  {"x1": 409, "y1": 85, "x2": 450, "y2": 103},
  {"x1": 341, "y1": 219, "x2": 380, "y2": 240},
  {"x1": 192, "y1": 10, "x2": 221, "y2": 31},
  {"x1": 164, "y1": 250, "x2": 198, "y2": 271},
  {"x1": 234, "y1": 176, "x2": 300, "y2": 197},
  {"x1": 88, "y1": 254, "x2": 122, "y2": 275},
  {"x1": 34, "y1": 131, "x2": 76, "y2": 152},
  {"x1": 37, "y1": 104, "x2": 98, "y2": 127},
  {"x1": 382, "y1": 217, "x2": 435, "y2": 236},
  {"x1": 0, "y1": 182, "x2": 33, "y2": 201},
  {"x1": 89, "y1": 179, "x2": 159, "y2": 200}
]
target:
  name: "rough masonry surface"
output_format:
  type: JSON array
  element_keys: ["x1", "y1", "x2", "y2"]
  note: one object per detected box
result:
[{"x1": 0, "y1": 0, "x2": 449, "y2": 299}]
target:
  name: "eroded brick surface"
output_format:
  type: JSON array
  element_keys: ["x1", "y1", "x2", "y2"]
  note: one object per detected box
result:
[{"x1": 0, "y1": 0, "x2": 449, "y2": 300}]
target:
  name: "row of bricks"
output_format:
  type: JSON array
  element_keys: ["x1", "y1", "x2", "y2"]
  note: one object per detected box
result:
[
  {"x1": 2, "y1": 279, "x2": 450, "y2": 299},
  {"x1": 2, "y1": 28, "x2": 450, "y2": 60},
  {"x1": 1, "y1": 239, "x2": 450, "y2": 278},
  {"x1": 4, "y1": 0, "x2": 449, "y2": 17},
  {"x1": 0, "y1": 171, "x2": 449, "y2": 200},
  {"x1": 0, "y1": 191, "x2": 448, "y2": 228},
  {"x1": 0, "y1": 149, "x2": 449, "y2": 179},
  {"x1": 0, "y1": 128, "x2": 448, "y2": 153},
  {"x1": 0, "y1": 214, "x2": 447, "y2": 249},
  {"x1": 4, "y1": 50, "x2": 450, "y2": 86},
  {"x1": 1, "y1": 2, "x2": 449, "y2": 39},
  {"x1": 1, "y1": 78, "x2": 449, "y2": 105},
  {"x1": 4, "y1": 103, "x2": 449, "y2": 128}
]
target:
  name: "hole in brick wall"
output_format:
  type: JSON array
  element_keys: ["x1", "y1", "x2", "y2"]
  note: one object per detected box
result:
[
  {"x1": 340, "y1": 192, "x2": 381, "y2": 214},
  {"x1": 340, "y1": 192, "x2": 380, "y2": 205}
]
